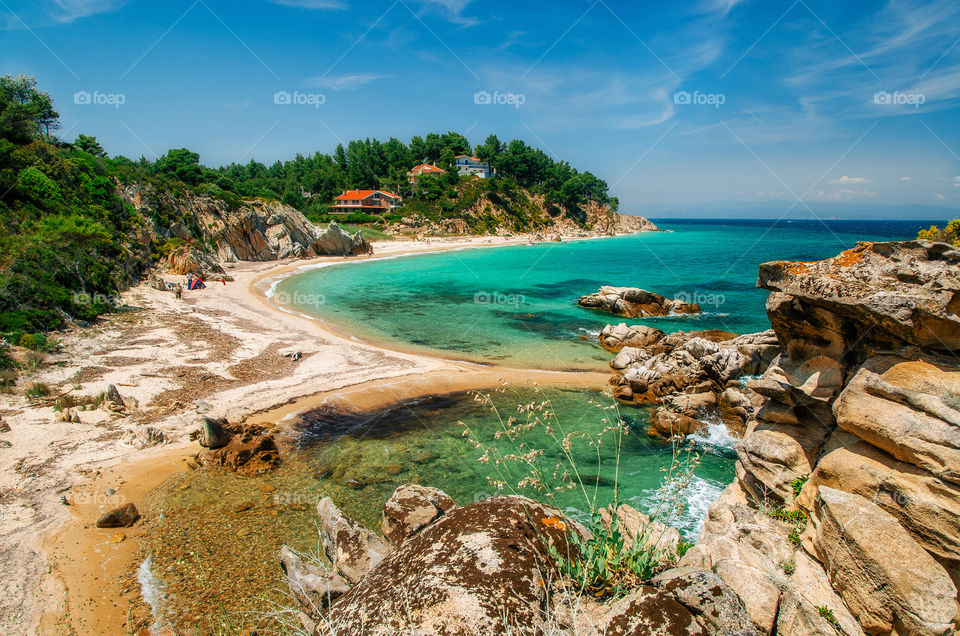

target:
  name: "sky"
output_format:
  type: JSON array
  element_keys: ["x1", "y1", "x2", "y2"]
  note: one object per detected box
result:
[{"x1": 2, "y1": 0, "x2": 960, "y2": 217}]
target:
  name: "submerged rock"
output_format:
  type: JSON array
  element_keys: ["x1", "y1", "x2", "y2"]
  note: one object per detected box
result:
[{"x1": 318, "y1": 497, "x2": 393, "y2": 585}]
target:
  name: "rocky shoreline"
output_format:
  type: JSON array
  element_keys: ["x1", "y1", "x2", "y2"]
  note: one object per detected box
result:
[{"x1": 269, "y1": 240, "x2": 959, "y2": 635}]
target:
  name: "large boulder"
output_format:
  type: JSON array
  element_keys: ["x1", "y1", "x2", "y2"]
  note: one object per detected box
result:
[
  {"x1": 598, "y1": 585, "x2": 706, "y2": 635},
  {"x1": 651, "y1": 567, "x2": 757, "y2": 635},
  {"x1": 315, "y1": 221, "x2": 373, "y2": 256},
  {"x1": 599, "y1": 323, "x2": 665, "y2": 352},
  {"x1": 326, "y1": 496, "x2": 574, "y2": 635},
  {"x1": 804, "y1": 486, "x2": 958, "y2": 636},
  {"x1": 578, "y1": 286, "x2": 701, "y2": 317}
]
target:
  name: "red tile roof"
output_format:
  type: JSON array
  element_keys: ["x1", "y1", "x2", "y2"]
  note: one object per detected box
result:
[
  {"x1": 455, "y1": 154, "x2": 484, "y2": 162},
  {"x1": 408, "y1": 163, "x2": 446, "y2": 174},
  {"x1": 334, "y1": 189, "x2": 401, "y2": 201}
]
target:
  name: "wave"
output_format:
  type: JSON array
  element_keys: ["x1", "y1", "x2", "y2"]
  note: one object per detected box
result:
[
  {"x1": 138, "y1": 554, "x2": 172, "y2": 633},
  {"x1": 629, "y1": 474, "x2": 725, "y2": 541},
  {"x1": 687, "y1": 412, "x2": 739, "y2": 454}
]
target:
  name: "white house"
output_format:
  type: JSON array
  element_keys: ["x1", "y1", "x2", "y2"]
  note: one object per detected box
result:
[{"x1": 454, "y1": 155, "x2": 493, "y2": 179}]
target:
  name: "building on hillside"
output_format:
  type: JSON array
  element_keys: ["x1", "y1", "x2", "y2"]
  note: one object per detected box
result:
[
  {"x1": 454, "y1": 155, "x2": 494, "y2": 178},
  {"x1": 331, "y1": 189, "x2": 402, "y2": 213},
  {"x1": 406, "y1": 163, "x2": 446, "y2": 183}
]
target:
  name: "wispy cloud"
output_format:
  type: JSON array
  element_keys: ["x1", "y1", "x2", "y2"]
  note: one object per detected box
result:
[
  {"x1": 829, "y1": 175, "x2": 872, "y2": 184},
  {"x1": 934, "y1": 193, "x2": 947, "y2": 200},
  {"x1": 414, "y1": 0, "x2": 477, "y2": 27},
  {"x1": 268, "y1": 0, "x2": 348, "y2": 9},
  {"x1": 954, "y1": 176, "x2": 960, "y2": 187},
  {"x1": 307, "y1": 73, "x2": 391, "y2": 89},
  {"x1": 49, "y1": 0, "x2": 128, "y2": 23}
]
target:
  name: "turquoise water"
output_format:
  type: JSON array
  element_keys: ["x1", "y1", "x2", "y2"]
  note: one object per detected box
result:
[
  {"x1": 275, "y1": 219, "x2": 930, "y2": 369},
  {"x1": 292, "y1": 386, "x2": 740, "y2": 540}
]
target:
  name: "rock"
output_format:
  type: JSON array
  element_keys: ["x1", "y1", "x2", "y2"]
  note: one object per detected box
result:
[
  {"x1": 648, "y1": 408, "x2": 704, "y2": 438},
  {"x1": 381, "y1": 484, "x2": 457, "y2": 546},
  {"x1": 680, "y1": 483, "x2": 796, "y2": 635},
  {"x1": 105, "y1": 384, "x2": 124, "y2": 409},
  {"x1": 651, "y1": 567, "x2": 757, "y2": 636},
  {"x1": 0, "y1": 420, "x2": 8, "y2": 433},
  {"x1": 318, "y1": 497, "x2": 393, "y2": 584},
  {"x1": 599, "y1": 323, "x2": 665, "y2": 352},
  {"x1": 315, "y1": 221, "x2": 372, "y2": 256},
  {"x1": 197, "y1": 417, "x2": 232, "y2": 449},
  {"x1": 96, "y1": 503, "x2": 140, "y2": 528},
  {"x1": 599, "y1": 585, "x2": 706, "y2": 635},
  {"x1": 800, "y1": 429, "x2": 960, "y2": 578},
  {"x1": 578, "y1": 286, "x2": 701, "y2": 318},
  {"x1": 278, "y1": 545, "x2": 350, "y2": 615},
  {"x1": 196, "y1": 427, "x2": 279, "y2": 474},
  {"x1": 834, "y1": 357, "x2": 960, "y2": 486},
  {"x1": 805, "y1": 486, "x2": 957, "y2": 636},
  {"x1": 775, "y1": 551, "x2": 865, "y2": 636},
  {"x1": 0, "y1": 440, "x2": 10, "y2": 449},
  {"x1": 759, "y1": 241, "x2": 960, "y2": 353},
  {"x1": 123, "y1": 426, "x2": 165, "y2": 448},
  {"x1": 326, "y1": 496, "x2": 574, "y2": 635}
]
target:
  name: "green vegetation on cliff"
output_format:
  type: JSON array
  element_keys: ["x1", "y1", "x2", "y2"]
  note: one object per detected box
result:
[{"x1": 917, "y1": 219, "x2": 959, "y2": 246}]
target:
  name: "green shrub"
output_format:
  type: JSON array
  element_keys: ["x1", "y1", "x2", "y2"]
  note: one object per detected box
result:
[
  {"x1": 817, "y1": 605, "x2": 839, "y2": 626},
  {"x1": 791, "y1": 475, "x2": 809, "y2": 498},
  {"x1": 16, "y1": 166, "x2": 62, "y2": 203},
  {"x1": 917, "y1": 219, "x2": 960, "y2": 246},
  {"x1": 25, "y1": 381, "x2": 50, "y2": 398}
]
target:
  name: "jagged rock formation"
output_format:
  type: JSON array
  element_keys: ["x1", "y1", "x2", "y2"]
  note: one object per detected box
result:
[
  {"x1": 118, "y1": 185, "x2": 372, "y2": 277},
  {"x1": 687, "y1": 241, "x2": 960, "y2": 635},
  {"x1": 279, "y1": 485, "x2": 755, "y2": 635},
  {"x1": 598, "y1": 324, "x2": 779, "y2": 435},
  {"x1": 578, "y1": 287, "x2": 701, "y2": 318}
]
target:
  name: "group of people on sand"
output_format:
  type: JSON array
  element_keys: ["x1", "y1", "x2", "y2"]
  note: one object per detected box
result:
[{"x1": 175, "y1": 273, "x2": 228, "y2": 299}]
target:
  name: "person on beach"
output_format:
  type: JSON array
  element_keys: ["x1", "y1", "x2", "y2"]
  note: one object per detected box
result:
[{"x1": 176, "y1": 283, "x2": 182, "y2": 299}]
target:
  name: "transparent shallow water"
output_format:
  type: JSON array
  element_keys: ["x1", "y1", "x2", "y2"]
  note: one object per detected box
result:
[{"x1": 275, "y1": 219, "x2": 930, "y2": 369}]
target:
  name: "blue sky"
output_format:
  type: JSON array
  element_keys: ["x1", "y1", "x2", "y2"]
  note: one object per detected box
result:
[{"x1": 2, "y1": 0, "x2": 960, "y2": 215}]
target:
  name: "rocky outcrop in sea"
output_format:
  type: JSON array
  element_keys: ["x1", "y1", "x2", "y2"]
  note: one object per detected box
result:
[{"x1": 578, "y1": 286, "x2": 701, "y2": 318}]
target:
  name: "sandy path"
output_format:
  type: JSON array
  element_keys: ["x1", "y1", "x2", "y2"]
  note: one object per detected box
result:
[{"x1": 0, "y1": 233, "x2": 616, "y2": 634}]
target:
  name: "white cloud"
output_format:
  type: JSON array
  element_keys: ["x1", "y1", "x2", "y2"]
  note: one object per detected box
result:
[
  {"x1": 828, "y1": 175, "x2": 873, "y2": 184},
  {"x1": 934, "y1": 193, "x2": 947, "y2": 201},
  {"x1": 901, "y1": 176, "x2": 911, "y2": 181},
  {"x1": 308, "y1": 73, "x2": 391, "y2": 90},
  {"x1": 414, "y1": 0, "x2": 477, "y2": 26},
  {"x1": 954, "y1": 176, "x2": 960, "y2": 187},
  {"x1": 814, "y1": 189, "x2": 876, "y2": 200},
  {"x1": 269, "y1": 0, "x2": 348, "y2": 8}
]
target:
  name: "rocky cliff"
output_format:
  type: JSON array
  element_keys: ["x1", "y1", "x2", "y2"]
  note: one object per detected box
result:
[
  {"x1": 119, "y1": 184, "x2": 371, "y2": 276},
  {"x1": 682, "y1": 240, "x2": 960, "y2": 635}
]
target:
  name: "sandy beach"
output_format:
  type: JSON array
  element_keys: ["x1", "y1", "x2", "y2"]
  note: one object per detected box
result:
[{"x1": 0, "y1": 233, "x2": 613, "y2": 634}]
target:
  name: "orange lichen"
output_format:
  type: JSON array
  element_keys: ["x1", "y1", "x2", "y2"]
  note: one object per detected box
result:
[
  {"x1": 831, "y1": 242, "x2": 874, "y2": 268},
  {"x1": 541, "y1": 516, "x2": 566, "y2": 531}
]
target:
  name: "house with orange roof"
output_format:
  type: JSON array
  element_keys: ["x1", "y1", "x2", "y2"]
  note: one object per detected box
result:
[
  {"x1": 331, "y1": 189, "x2": 402, "y2": 213},
  {"x1": 406, "y1": 163, "x2": 446, "y2": 183},
  {"x1": 454, "y1": 154, "x2": 493, "y2": 178}
]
